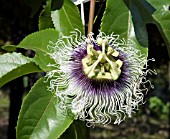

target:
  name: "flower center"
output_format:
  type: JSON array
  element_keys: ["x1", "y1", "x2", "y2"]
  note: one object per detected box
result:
[{"x1": 82, "y1": 38, "x2": 123, "y2": 80}]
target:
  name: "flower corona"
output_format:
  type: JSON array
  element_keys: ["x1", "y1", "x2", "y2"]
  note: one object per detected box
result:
[{"x1": 46, "y1": 30, "x2": 154, "y2": 126}]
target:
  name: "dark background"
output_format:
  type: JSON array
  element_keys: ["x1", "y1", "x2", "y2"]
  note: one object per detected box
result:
[{"x1": 0, "y1": 0, "x2": 170, "y2": 139}]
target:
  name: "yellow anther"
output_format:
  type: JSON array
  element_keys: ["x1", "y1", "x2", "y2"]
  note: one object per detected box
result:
[
  {"x1": 87, "y1": 44, "x2": 99, "y2": 57},
  {"x1": 103, "y1": 39, "x2": 108, "y2": 46},
  {"x1": 107, "y1": 46, "x2": 114, "y2": 55},
  {"x1": 97, "y1": 38, "x2": 103, "y2": 46},
  {"x1": 112, "y1": 50, "x2": 119, "y2": 57},
  {"x1": 116, "y1": 59, "x2": 123, "y2": 68}
]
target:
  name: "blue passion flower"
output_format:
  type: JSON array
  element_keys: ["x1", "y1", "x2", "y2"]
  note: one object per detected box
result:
[{"x1": 46, "y1": 31, "x2": 154, "y2": 126}]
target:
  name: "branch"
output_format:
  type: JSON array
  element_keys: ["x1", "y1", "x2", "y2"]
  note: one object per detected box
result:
[{"x1": 88, "y1": 0, "x2": 96, "y2": 34}]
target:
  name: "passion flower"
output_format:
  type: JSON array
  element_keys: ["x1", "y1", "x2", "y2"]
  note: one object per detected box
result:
[{"x1": 46, "y1": 31, "x2": 153, "y2": 125}]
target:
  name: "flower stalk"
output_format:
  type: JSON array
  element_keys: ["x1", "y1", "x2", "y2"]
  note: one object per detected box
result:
[{"x1": 88, "y1": 0, "x2": 96, "y2": 34}]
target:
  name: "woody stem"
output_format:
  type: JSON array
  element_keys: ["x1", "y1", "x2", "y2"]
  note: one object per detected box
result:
[{"x1": 88, "y1": 0, "x2": 96, "y2": 34}]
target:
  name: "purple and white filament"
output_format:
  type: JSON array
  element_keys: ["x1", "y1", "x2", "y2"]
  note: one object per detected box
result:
[{"x1": 46, "y1": 30, "x2": 154, "y2": 126}]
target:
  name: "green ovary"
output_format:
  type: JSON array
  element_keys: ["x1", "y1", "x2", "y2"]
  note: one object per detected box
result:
[{"x1": 82, "y1": 38, "x2": 123, "y2": 80}]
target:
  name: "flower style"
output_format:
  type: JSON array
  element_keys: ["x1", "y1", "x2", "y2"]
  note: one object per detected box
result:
[{"x1": 46, "y1": 30, "x2": 153, "y2": 126}]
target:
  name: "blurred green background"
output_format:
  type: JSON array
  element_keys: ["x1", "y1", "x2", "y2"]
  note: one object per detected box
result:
[{"x1": 0, "y1": 0, "x2": 169, "y2": 139}]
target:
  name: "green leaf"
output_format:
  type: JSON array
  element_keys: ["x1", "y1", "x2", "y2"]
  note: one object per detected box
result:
[
  {"x1": 123, "y1": 0, "x2": 155, "y2": 47},
  {"x1": 60, "y1": 120, "x2": 89, "y2": 139},
  {"x1": 147, "y1": 0, "x2": 170, "y2": 56},
  {"x1": 17, "y1": 78, "x2": 74, "y2": 139},
  {"x1": 17, "y1": 29, "x2": 60, "y2": 71},
  {"x1": 101, "y1": 0, "x2": 148, "y2": 56},
  {"x1": 39, "y1": 0, "x2": 54, "y2": 30},
  {"x1": 51, "y1": 0, "x2": 84, "y2": 37},
  {"x1": 2, "y1": 45, "x2": 17, "y2": 52},
  {"x1": 0, "y1": 52, "x2": 42, "y2": 87}
]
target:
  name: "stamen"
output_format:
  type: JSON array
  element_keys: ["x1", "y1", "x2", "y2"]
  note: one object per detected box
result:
[{"x1": 82, "y1": 38, "x2": 123, "y2": 80}]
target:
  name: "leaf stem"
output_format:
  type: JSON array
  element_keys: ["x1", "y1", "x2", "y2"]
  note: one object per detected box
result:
[{"x1": 88, "y1": 0, "x2": 96, "y2": 34}]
